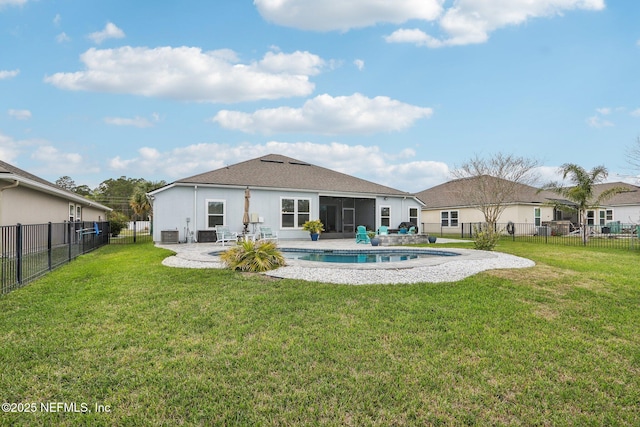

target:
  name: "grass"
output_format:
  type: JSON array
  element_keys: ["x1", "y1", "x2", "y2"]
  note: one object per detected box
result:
[{"x1": 0, "y1": 241, "x2": 638, "y2": 425}]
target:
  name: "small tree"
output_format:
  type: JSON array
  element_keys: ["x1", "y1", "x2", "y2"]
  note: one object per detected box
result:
[
  {"x1": 626, "y1": 136, "x2": 640, "y2": 172},
  {"x1": 539, "y1": 163, "x2": 629, "y2": 245},
  {"x1": 452, "y1": 153, "x2": 540, "y2": 249}
]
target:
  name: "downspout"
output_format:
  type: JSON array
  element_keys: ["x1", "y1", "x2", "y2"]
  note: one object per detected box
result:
[
  {"x1": 0, "y1": 180, "x2": 20, "y2": 224},
  {"x1": 193, "y1": 185, "x2": 198, "y2": 242}
]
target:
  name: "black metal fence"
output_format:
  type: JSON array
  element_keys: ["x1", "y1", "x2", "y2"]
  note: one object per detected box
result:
[
  {"x1": 109, "y1": 220, "x2": 153, "y2": 245},
  {"x1": 1, "y1": 221, "x2": 112, "y2": 295},
  {"x1": 422, "y1": 222, "x2": 640, "y2": 250}
]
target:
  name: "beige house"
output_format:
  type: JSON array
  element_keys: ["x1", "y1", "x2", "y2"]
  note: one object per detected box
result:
[
  {"x1": 415, "y1": 176, "x2": 559, "y2": 235},
  {"x1": 0, "y1": 160, "x2": 111, "y2": 226}
]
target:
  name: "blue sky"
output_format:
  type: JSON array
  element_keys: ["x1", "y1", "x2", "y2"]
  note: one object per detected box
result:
[{"x1": 1, "y1": 0, "x2": 639, "y2": 192}]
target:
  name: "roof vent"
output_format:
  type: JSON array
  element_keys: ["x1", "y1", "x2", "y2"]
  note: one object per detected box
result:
[
  {"x1": 260, "y1": 159, "x2": 284, "y2": 164},
  {"x1": 288, "y1": 161, "x2": 310, "y2": 166}
]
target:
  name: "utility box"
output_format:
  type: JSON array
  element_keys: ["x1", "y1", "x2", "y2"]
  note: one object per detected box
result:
[
  {"x1": 536, "y1": 226, "x2": 551, "y2": 236},
  {"x1": 161, "y1": 230, "x2": 179, "y2": 244},
  {"x1": 197, "y1": 230, "x2": 217, "y2": 242}
]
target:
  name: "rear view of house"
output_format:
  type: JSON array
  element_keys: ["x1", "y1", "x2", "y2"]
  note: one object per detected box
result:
[{"x1": 149, "y1": 154, "x2": 424, "y2": 243}]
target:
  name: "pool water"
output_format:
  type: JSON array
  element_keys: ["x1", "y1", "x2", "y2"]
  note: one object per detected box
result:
[{"x1": 282, "y1": 250, "x2": 458, "y2": 264}]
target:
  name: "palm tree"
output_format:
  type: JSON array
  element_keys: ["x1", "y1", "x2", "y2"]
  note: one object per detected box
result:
[
  {"x1": 129, "y1": 187, "x2": 152, "y2": 220},
  {"x1": 540, "y1": 164, "x2": 628, "y2": 245}
]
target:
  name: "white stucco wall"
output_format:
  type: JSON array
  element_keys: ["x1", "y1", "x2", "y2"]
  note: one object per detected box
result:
[{"x1": 151, "y1": 184, "x2": 424, "y2": 242}]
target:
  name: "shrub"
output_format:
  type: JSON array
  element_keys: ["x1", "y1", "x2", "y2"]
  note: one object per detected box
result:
[
  {"x1": 473, "y1": 224, "x2": 502, "y2": 251},
  {"x1": 108, "y1": 212, "x2": 129, "y2": 237},
  {"x1": 219, "y1": 240, "x2": 286, "y2": 272}
]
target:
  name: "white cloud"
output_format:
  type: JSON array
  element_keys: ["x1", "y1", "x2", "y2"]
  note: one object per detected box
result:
[
  {"x1": 53, "y1": 13, "x2": 61, "y2": 26},
  {"x1": 254, "y1": 0, "x2": 443, "y2": 32},
  {"x1": 388, "y1": 0, "x2": 606, "y2": 48},
  {"x1": 31, "y1": 145, "x2": 82, "y2": 165},
  {"x1": 0, "y1": 0, "x2": 28, "y2": 8},
  {"x1": 258, "y1": 50, "x2": 325, "y2": 76},
  {"x1": 212, "y1": 93, "x2": 433, "y2": 135},
  {"x1": 56, "y1": 32, "x2": 71, "y2": 43},
  {"x1": 8, "y1": 109, "x2": 31, "y2": 120},
  {"x1": 630, "y1": 108, "x2": 640, "y2": 117},
  {"x1": 0, "y1": 132, "x2": 99, "y2": 176},
  {"x1": 88, "y1": 22, "x2": 125, "y2": 44},
  {"x1": 44, "y1": 47, "x2": 321, "y2": 103},
  {"x1": 353, "y1": 59, "x2": 364, "y2": 71},
  {"x1": 108, "y1": 141, "x2": 450, "y2": 192},
  {"x1": 0, "y1": 132, "x2": 21, "y2": 161},
  {"x1": 596, "y1": 107, "x2": 611, "y2": 115},
  {"x1": 0, "y1": 69, "x2": 19, "y2": 79},
  {"x1": 258, "y1": 0, "x2": 605, "y2": 48},
  {"x1": 254, "y1": 0, "x2": 605, "y2": 48},
  {"x1": 104, "y1": 116, "x2": 154, "y2": 128},
  {"x1": 586, "y1": 115, "x2": 614, "y2": 128},
  {"x1": 384, "y1": 28, "x2": 445, "y2": 48}
]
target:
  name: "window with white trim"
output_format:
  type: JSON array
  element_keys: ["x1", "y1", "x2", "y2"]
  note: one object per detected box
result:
[
  {"x1": 441, "y1": 210, "x2": 458, "y2": 227},
  {"x1": 409, "y1": 207, "x2": 418, "y2": 226},
  {"x1": 534, "y1": 208, "x2": 541, "y2": 226},
  {"x1": 380, "y1": 206, "x2": 390, "y2": 227},
  {"x1": 206, "y1": 199, "x2": 225, "y2": 228},
  {"x1": 586, "y1": 210, "x2": 595, "y2": 225},
  {"x1": 69, "y1": 204, "x2": 75, "y2": 222},
  {"x1": 281, "y1": 198, "x2": 310, "y2": 228}
]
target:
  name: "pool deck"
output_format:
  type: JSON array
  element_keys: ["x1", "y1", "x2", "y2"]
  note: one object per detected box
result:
[{"x1": 156, "y1": 238, "x2": 535, "y2": 284}]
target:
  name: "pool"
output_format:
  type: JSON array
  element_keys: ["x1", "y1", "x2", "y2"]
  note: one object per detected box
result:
[{"x1": 281, "y1": 249, "x2": 459, "y2": 264}]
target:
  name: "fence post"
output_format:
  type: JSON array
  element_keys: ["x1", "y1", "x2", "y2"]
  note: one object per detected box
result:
[
  {"x1": 133, "y1": 220, "x2": 137, "y2": 243},
  {"x1": 68, "y1": 222, "x2": 72, "y2": 262},
  {"x1": 16, "y1": 223, "x2": 22, "y2": 285},
  {"x1": 48, "y1": 222, "x2": 52, "y2": 271}
]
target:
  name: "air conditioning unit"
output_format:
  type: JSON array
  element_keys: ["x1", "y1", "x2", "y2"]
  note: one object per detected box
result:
[{"x1": 161, "y1": 230, "x2": 179, "y2": 244}]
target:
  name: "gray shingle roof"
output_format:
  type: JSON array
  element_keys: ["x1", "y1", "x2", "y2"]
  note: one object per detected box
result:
[
  {"x1": 0, "y1": 159, "x2": 111, "y2": 210},
  {"x1": 175, "y1": 154, "x2": 412, "y2": 196},
  {"x1": 0, "y1": 159, "x2": 62, "y2": 190},
  {"x1": 593, "y1": 182, "x2": 640, "y2": 206},
  {"x1": 415, "y1": 175, "x2": 558, "y2": 208},
  {"x1": 416, "y1": 177, "x2": 640, "y2": 209}
]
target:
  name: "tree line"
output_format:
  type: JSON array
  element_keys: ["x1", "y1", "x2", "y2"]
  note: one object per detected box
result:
[{"x1": 55, "y1": 176, "x2": 166, "y2": 221}]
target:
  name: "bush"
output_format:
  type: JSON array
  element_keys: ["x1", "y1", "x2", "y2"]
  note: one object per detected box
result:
[
  {"x1": 473, "y1": 224, "x2": 502, "y2": 251},
  {"x1": 108, "y1": 212, "x2": 129, "y2": 237},
  {"x1": 219, "y1": 240, "x2": 286, "y2": 272}
]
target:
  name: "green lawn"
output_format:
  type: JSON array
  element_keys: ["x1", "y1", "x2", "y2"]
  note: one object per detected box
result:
[{"x1": 0, "y1": 242, "x2": 638, "y2": 426}]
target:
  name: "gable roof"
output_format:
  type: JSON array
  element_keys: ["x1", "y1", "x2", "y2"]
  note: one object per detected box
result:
[
  {"x1": 0, "y1": 159, "x2": 111, "y2": 211},
  {"x1": 593, "y1": 182, "x2": 640, "y2": 206},
  {"x1": 415, "y1": 175, "x2": 559, "y2": 209},
  {"x1": 169, "y1": 154, "x2": 413, "y2": 197}
]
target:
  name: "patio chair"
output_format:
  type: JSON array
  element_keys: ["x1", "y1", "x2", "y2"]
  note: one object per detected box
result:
[
  {"x1": 355, "y1": 225, "x2": 370, "y2": 244},
  {"x1": 378, "y1": 226, "x2": 389, "y2": 235},
  {"x1": 214, "y1": 226, "x2": 238, "y2": 246},
  {"x1": 407, "y1": 226, "x2": 416, "y2": 235},
  {"x1": 259, "y1": 226, "x2": 278, "y2": 243}
]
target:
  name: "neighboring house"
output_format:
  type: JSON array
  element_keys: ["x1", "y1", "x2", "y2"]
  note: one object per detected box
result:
[
  {"x1": 149, "y1": 154, "x2": 424, "y2": 242},
  {"x1": 588, "y1": 182, "x2": 640, "y2": 227},
  {"x1": 415, "y1": 176, "x2": 560, "y2": 234},
  {"x1": 0, "y1": 160, "x2": 111, "y2": 226}
]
